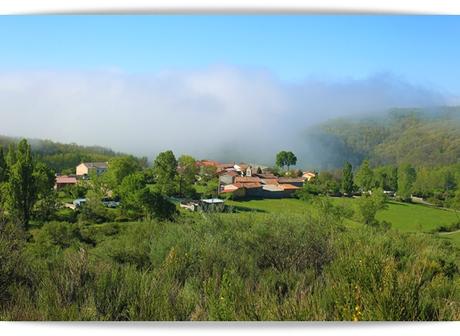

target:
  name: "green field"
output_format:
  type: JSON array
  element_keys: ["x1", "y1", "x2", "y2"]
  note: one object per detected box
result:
[{"x1": 226, "y1": 197, "x2": 460, "y2": 247}]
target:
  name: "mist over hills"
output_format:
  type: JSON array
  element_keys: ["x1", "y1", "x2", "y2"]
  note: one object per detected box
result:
[
  {"x1": 300, "y1": 106, "x2": 460, "y2": 170},
  {"x1": 0, "y1": 67, "x2": 453, "y2": 167},
  {"x1": 2, "y1": 105, "x2": 460, "y2": 172}
]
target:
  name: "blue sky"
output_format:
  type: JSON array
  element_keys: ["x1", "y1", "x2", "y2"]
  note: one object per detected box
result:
[{"x1": 1, "y1": 15, "x2": 459, "y2": 93}]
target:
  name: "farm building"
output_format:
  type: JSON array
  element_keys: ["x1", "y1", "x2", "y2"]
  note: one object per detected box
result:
[
  {"x1": 76, "y1": 162, "x2": 108, "y2": 176},
  {"x1": 54, "y1": 175, "x2": 77, "y2": 191}
]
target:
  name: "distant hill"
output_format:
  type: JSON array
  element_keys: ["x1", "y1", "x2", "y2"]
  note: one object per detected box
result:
[
  {"x1": 303, "y1": 106, "x2": 460, "y2": 169},
  {"x1": 0, "y1": 135, "x2": 121, "y2": 173}
]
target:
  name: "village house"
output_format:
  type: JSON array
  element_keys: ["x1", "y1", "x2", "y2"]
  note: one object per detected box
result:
[
  {"x1": 198, "y1": 158, "x2": 303, "y2": 200},
  {"x1": 277, "y1": 177, "x2": 305, "y2": 188},
  {"x1": 76, "y1": 162, "x2": 109, "y2": 177},
  {"x1": 220, "y1": 173, "x2": 302, "y2": 199},
  {"x1": 218, "y1": 170, "x2": 239, "y2": 185},
  {"x1": 54, "y1": 175, "x2": 77, "y2": 191},
  {"x1": 302, "y1": 171, "x2": 316, "y2": 181}
]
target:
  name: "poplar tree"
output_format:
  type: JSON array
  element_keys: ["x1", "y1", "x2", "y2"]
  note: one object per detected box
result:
[
  {"x1": 5, "y1": 139, "x2": 37, "y2": 228},
  {"x1": 342, "y1": 161, "x2": 354, "y2": 196}
]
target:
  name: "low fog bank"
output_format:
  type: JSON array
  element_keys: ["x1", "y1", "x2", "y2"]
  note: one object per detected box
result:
[{"x1": 0, "y1": 66, "x2": 450, "y2": 167}]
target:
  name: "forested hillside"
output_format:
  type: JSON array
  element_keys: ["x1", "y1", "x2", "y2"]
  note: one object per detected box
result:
[
  {"x1": 0, "y1": 136, "x2": 122, "y2": 173},
  {"x1": 305, "y1": 106, "x2": 460, "y2": 169}
]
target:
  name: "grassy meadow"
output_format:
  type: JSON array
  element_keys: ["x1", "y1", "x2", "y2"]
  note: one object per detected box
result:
[{"x1": 226, "y1": 197, "x2": 460, "y2": 247}]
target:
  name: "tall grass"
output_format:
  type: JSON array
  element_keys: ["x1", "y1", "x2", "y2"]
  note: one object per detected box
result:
[{"x1": 0, "y1": 210, "x2": 459, "y2": 320}]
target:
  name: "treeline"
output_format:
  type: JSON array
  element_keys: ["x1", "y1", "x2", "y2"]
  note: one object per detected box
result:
[
  {"x1": 306, "y1": 106, "x2": 460, "y2": 169},
  {"x1": 298, "y1": 160, "x2": 460, "y2": 209},
  {"x1": 0, "y1": 135, "x2": 124, "y2": 173}
]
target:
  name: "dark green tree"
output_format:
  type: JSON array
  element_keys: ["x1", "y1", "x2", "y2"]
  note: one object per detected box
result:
[
  {"x1": 276, "y1": 151, "x2": 297, "y2": 171},
  {"x1": 153, "y1": 150, "x2": 178, "y2": 196},
  {"x1": 0, "y1": 146, "x2": 7, "y2": 183},
  {"x1": 342, "y1": 161, "x2": 354, "y2": 196},
  {"x1": 32, "y1": 161, "x2": 57, "y2": 222},
  {"x1": 5, "y1": 139, "x2": 37, "y2": 228},
  {"x1": 177, "y1": 155, "x2": 197, "y2": 198},
  {"x1": 139, "y1": 188, "x2": 177, "y2": 221}
]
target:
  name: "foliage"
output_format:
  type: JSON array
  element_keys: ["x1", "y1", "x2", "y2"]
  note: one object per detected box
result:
[
  {"x1": 308, "y1": 107, "x2": 460, "y2": 169},
  {"x1": 0, "y1": 135, "x2": 122, "y2": 173},
  {"x1": 153, "y1": 150, "x2": 178, "y2": 196},
  {"x1": 341, "y1": 161, "x2": 354, "y2": 195},
  {"x1": 275, "y1": 151, "x2": 297, "y2": 171},
  {"x1": 397, "y1": 163, "x2": 416, "y2": 201},
  {"x1": 355, "y1": 160, "x2": 374, "y2": 192},
  {"x1": 355, "y1": 188, "x2": 388, "y2": 227},
  {"x1": 177, "y1": 155, "x2": 198, "y2": 198},
  {"x1": 106, "y1": 156, "x2": 143, "y2": 192},
  {"x1": 1, "y1": 209, "x2": 459, "y2": 321},
  {"x1": 138, "y1": 189, "x2": 177, "y2": 221},
  {"x1": 373, "y1": 165, "x2": 398, "y2": 191},
  {"x1": 3, "y1": 140, "x2": 38, "y2": 228},
  {"x1": 0, "y1": 147, "x2": 7, "y2": 184}
]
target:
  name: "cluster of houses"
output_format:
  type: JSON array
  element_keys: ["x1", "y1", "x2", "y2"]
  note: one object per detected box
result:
[
  {"x1": 196, "y1": 160, "x2": 315, "y2": 199},
  {"x1": 54, "y1": 160, "x2": 316, "y2": 211}
]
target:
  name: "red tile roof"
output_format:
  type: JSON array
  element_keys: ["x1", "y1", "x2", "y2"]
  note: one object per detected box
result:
[
  {"x1": 196, "y1": 160, "x2": 221, "y2": 167},
  {"x1": 55, "y1": 176, "x2": 77, "y2": 184},
  {"x1": 229, "y1": 182, "x2": 262, "y2": 189},
  {"x1": 261, "y1": 178, "x2": 279, "y2": 185},
  {"x1": 235, "y1": 176, "x2": 261, "y2": 183},
  {"x1": 278, "y1": 177, "x2": 305, "y2": 183},
  {"x1": 279, "y1": 183, "x2": 300, "y2": 190}
]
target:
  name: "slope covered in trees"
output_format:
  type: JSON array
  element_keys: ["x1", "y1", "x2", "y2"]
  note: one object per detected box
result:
[
  {"x1": 0, "y1": 135, "x2": 122, "y2": 173},
  {"x1": 305, "y1": 106, "x2": 460, "y2": 169}
]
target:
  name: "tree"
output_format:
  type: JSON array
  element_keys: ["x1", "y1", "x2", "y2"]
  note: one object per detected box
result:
[
  {"x1": 0, "y1": 147, "x2": 7, "y2": 183},
  {"x1": 316, "y1": 171, "x2": 341, "y2": 196},
  {"x1": 80, "y1": 189, "x2": 109, "y2": 223},
  {"x1": 107, "y1": 155, "x2": 142, "y2": 190},
  {"x1": 356, "y1": 188, "x2": 388, "y2": 226},
  {"x1": 355, "y1": 160, "x2": 374, "y2": 192},
  {"x1": 4, "y1": 139, "x2": 37, "y2": 228},
  {"x1": 198, "y1": 165, "x2": 217, "y2": 183},
  {"x1": 203, "y1": 177, "x2": 219, "y2": 199},
  {"x1": 117, "y1": 172, "x2": 177, "y2": 220},
  {"x1": 32, "y1": 161, "x2": 57, "y2": 221},
  {"x1": 276, "y1": 151, "x2": 297, "y2": 171},
  {"x1": 0, "y1": 147, "x2": 7, "y2": 209},
  {"x1": 285, "y1": 152, "x2": 297, "y2": 171},
  {"x1": 139, "y1": 188, "x2": 177, "y2": 221},
  {"x1": 153, "y1": 150, "x2": 178, "y2": 196},
  {"x1": 117, "y1": 172, "x2": 147, "y2": 215},
  {"x1": 177, "y1": 155, "x2": 197, "y2": 198},
  {"x1": 397, "y1": 163, "x2": 416, "y2": 201},
  {"x1": 342, "y1": 161, "x2": 354, "y2": 196}
]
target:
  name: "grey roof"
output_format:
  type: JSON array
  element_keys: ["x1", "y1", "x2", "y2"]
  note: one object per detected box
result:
[{"x1": 81, "y1": 162, "x2": 108, "y2": 169}]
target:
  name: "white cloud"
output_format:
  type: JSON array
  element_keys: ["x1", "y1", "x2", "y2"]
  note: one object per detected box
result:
[{"x1": 0, "y1": 66, "x2": 449, "y2": 165}]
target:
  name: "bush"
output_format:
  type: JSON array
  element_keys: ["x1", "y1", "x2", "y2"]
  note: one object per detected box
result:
[{"x1": 1, "y1": 211, "x2": 459, "y2": 321}]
